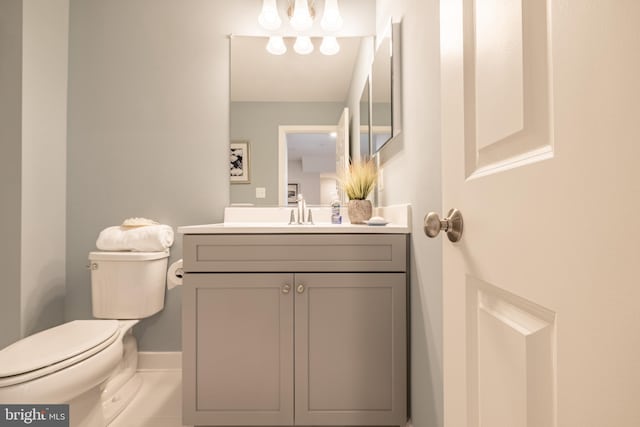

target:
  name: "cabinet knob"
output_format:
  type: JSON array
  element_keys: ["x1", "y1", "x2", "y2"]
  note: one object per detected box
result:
[
  {"x1": 296, "y1": 284, "x2": 305, "y2": 294},
  {"x1": 282, "y1": 284, "x2": 291, "y2": 294}
]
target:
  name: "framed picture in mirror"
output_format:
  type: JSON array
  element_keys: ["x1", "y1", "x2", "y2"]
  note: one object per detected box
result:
[
  {"x1": 287, "y1": 183, "x2": 299, "y2": 205},
  {"x1": 230, "y1": 140, "x2": 250, "y2": 183}
]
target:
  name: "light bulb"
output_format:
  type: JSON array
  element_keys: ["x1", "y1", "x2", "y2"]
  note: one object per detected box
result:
[
  {"x1": 290, "y1": 0, "x2": 313, "y2": 31},
  {"x1": 320, "y1": 36, "x2": 340, "y2": 55},
  {"x1": 293, "y1": 36, "x2": 314, "y2": 55},
  {"x1": 266, "y1": 36, "x2": 287, "y2": 55},
  {"x1": 258, "y1": 0, "x2": 281, "y2": 31},
  {"x1": 321, "y1": 0, "x2": 343, "y2": 31}
]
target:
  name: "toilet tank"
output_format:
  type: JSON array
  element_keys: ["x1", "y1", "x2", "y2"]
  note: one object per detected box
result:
[{"x1": 89, "y1": 250, "x2": 170, "y2": 319}]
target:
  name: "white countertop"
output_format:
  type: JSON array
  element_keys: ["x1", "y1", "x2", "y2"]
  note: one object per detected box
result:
[
  {"x1": 178, "y1": 222, "x2": 410, "y2": 234},
  {"x1": 178, "y1": 204, "x2": 411, "y2": 235}
]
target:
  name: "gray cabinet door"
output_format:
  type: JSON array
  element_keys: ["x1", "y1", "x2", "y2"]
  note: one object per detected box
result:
[
  {"x1": 183, "y1": 273, "x2": 294, "y2": 426},
  {"x1": 294, "y1": 273, "x2": 407, "y2": 426}
]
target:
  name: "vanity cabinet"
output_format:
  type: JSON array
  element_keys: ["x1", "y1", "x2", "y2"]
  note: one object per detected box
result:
[{"x1": 182, "y1": 234, "x2": 407, "y2": 427}]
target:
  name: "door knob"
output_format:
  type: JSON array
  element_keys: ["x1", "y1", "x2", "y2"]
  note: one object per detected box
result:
[
  {"x1": 296, "y1": 284, "x2": 305, "y2": 294},
  {"x1": 424, "y1": 208, "x2": 463, "y2": 242},
  {"x1": 282, "y1": 284, "x2": 291, "y2": 294}
]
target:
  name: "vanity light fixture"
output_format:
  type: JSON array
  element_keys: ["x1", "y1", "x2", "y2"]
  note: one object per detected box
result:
[
  {"x1": 320, "y1": 36, "x2": 340, "y2": 55},
  {"x1": 321, "y1": 0, "x2": 343, "y2": 31},
  {"x1": 266, "y1": 36, "x2": 287, "y2": 55},
  {"x1": 258, "y1": 0, "x2": 282, "y2": 31},
  {"x1": 294, "y1": 35, "x2": 314, "y2": 55},
  {"x1": 260, "y1": 1, "x2": 344, "y2": 56},
  {"x1": 289, "y1": 0, "x2": 315, "y2": 31}
]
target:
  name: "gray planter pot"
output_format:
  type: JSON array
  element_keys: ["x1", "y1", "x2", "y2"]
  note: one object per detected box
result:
[{"x1": 347, "y1": 199, "x2": 373, "y2": 224}]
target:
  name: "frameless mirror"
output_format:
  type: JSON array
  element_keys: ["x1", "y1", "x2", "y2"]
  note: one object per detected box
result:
[
  {"x1": 230, "y1": 36, "x2": 368, "y2": 206},
  {"x1": 371, "y1": 22, "x2": 394, "y2": 153},
  {"x1": 359, "y1": 77, "x2": 371, "y2": 160}
]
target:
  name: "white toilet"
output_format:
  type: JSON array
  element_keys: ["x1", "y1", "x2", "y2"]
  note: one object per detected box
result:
[{"x1": 0, "y1": 250, "x2": 170, "y2": 427}]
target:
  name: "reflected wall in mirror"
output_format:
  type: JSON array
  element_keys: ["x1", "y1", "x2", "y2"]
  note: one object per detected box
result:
[
  {"x1": 371, "y1": 21, "x2": 396, "y2": 153},
  {"x1": 230, "y1": 36, "x2": 371, "y2": 206}
]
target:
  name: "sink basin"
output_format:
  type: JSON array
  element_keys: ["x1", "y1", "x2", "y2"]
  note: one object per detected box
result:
[
  {"x1": 177, "y1": 205, "x2": 411, "y2": 235},
  {"x1": 223, "y1": 206, "x2": 335, "y2": 224}
]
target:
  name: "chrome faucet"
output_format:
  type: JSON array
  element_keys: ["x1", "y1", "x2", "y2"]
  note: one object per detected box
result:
[
  {"x1": 296, "y1": 194, "x2": 306, "y2": 224},
  {"x1": 288, "y1": 194, "x2": 314, "y2": 225}
]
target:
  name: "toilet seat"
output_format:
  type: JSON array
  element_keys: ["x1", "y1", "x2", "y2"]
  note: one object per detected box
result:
[{"x1": 0, "y1": 320, "x2": 120, "y2": 387}]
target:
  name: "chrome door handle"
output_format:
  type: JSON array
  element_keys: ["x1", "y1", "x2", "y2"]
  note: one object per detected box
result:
[
  {"x1": 296, "y1": 284, "x2": 305, "y2": 294},
  {"x1": 424, "y1": 208, "x2": 463, "y2": 242},
  {"x1": 282, "y1": 284, "x2": 291, "y2": 294}
]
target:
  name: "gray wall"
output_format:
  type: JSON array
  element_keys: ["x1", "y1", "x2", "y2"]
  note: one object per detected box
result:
[
  {"x1": 230, "y1": 102, "x2": 344, "y2": 206},
  {"x1": 66, "y1": 0, "x2": 231, "y2": 351},
  {"x1": 65, "y1": 0, "x2": 374, "y2": 352},
  {"x1": 376, "y1": 0, "x2": 443, "y2": 426},
  {"x1": 0, "y1": 0, "x2": 23, "y2": 349}
]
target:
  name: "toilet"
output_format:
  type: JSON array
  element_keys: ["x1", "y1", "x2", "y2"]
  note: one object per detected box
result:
[{"x1": 0, "y1": 250, "x2": 170, "y2": 427}]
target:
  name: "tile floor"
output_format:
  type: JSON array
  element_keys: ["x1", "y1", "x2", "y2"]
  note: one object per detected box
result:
[
  {"x1": 108, "y1": 369, "x2": 412, "y2": 427},
  {"x1": 109, "y1": 370, "x2": 188, "y2": 427}
]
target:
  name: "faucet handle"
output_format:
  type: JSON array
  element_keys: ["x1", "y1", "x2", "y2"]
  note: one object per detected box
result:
[{"x1": 289, "y1": 209, "x2": 296, "y2": 225}]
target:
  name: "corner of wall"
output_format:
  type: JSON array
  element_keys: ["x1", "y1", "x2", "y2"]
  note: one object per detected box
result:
[
  {"x1": 20, "y1": 0, "x2": 70, "y2": 337},
  {"x1": 0, "y1": 0, "x2": 24, "y2": 349}
]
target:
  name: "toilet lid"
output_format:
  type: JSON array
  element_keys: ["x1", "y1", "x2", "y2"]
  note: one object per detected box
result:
[{"x1": 0, "y1": 320, "x2": 120, "y2": 379}]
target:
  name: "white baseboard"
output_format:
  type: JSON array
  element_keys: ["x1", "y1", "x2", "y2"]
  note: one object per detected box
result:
[{"x1": 137, "y1": 351, "x2": 182, "y2": 371}]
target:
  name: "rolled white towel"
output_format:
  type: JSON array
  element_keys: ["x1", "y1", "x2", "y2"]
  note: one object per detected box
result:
[{"x1": 96, "y1": 224, "x2": 174, "y2": 252}]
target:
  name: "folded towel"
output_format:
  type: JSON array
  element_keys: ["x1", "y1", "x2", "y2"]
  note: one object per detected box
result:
[
  {"x1": 96, "y1": 224, "x2": 174, "y2": 252},
  {"x1": 121, "y1": 217, "x2": 159, "y2": 227}
]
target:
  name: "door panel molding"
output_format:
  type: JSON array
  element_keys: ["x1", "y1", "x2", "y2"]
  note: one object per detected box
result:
[
  {"x1": 462, "y1": 0, "x2": 554, "y2": 178},
  {"x1": 467, "y1": 276, "x2": 556, "y2": 427}
]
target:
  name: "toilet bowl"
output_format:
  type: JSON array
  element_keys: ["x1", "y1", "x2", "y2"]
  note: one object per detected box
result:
[{"x1": 0, "y1": 250, "x2": 169, "y2": 427}]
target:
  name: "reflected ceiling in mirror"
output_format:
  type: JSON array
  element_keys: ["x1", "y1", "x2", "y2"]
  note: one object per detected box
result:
[{"x1": 231, "y1": 36, "x2": 361, "y2": 102}]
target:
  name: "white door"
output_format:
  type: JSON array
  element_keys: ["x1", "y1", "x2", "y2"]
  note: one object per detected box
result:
[
  {"x1": 439, "y1": 1, "x2": 640, "y2": 427},
  {"x1": 336, "y1": 107, "x2": 349, "y2": 203}
]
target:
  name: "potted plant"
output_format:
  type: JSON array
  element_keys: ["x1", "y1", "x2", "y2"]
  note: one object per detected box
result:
[{"x1": 339, "y1": 158, "x2": 378, "y2": 224}]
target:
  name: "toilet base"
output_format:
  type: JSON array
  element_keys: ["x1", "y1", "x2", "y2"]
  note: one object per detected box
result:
[
  {"x1": 103, "y1": 374, "x2": 142, "y2": 425},
  {"x1": 102, "y1": 320, "x2": 141, "y2": 424}
]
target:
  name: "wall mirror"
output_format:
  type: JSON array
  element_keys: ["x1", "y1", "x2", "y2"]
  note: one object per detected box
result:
[
  {"x1": 230, "y1": 36, "x2": 370, "y2": 206},
  {"x1": 359, "y1": 76, "x2": 371, "y2": 160},
  {"x1": 370, "y1": 21, "x2": 397, "y2": 153}
]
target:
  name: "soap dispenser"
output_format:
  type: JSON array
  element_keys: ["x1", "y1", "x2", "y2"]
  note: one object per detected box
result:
[{"x1": 331, "y1": 199, "x2": 342, "y2": 224}]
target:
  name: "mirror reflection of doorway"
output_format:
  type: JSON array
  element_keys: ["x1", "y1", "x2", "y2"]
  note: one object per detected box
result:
[
  {"x1": 285, "y1": 130, "x2": 338, "y2": 206},
  {"x1": 278, "y1": 109, "x2": 349, "y2": 206}
]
